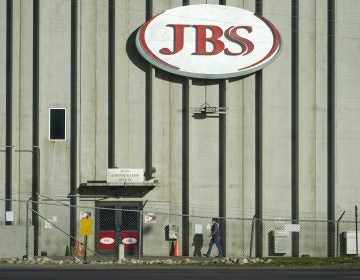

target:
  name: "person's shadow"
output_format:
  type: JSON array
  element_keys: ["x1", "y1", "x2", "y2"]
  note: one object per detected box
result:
[{"x1": 192, "y1": 234, "x2": 203, "y2": 257}]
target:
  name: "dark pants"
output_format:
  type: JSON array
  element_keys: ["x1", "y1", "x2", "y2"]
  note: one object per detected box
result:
[{"x1": 206, "y1": 236, "x2": 223, "y2": 257}]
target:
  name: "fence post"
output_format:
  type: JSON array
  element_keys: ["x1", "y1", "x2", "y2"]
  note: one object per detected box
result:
[
  {"x1": 249, "y1": 213, "x2": 257, "y2": 259},
  {"x1": 26, "y1": 197, "x2": 32, "y2": 260},
  {"x1": 356, "y1": 206, "x2": 358, "y2": 257},
  {"x1": 139, "y1": 200, "x2": 148, "y2": 260},
  {"x1": 336, "y1": 211, "x2": 345, "y2": 257},
  {"x1": 138, "y1": 209, "x2": 143, "y2": 260},
  {"x1": 255, "y1": 214, "x2": 263, "y2": 257}
]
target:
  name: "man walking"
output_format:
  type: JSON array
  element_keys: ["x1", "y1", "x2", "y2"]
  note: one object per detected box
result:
[{"x1": 203, "y1": 218, "x2": 223, "y2": 257}]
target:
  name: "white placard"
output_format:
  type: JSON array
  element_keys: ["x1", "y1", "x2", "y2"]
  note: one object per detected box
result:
[
  {"x1": 107, "y1": 168, "x2": 144, "y2": 183},
  {"x1": 144, "y1": 213, "x2": 156, "y2": 224},
  {"x1": 194, "y1": 224, "x2": 203, "y2": 234},
  {"x1": 5, "y1": 211, "x2": 14, "y2": 222},
  {"x1": 80, "y1": 211, "x2": 91, "y2": 220},
  {"x1": 45, "y1": 220, "x2": 52, "y2": 229},
  {"x1": 284, "y1": 224, "x2": 301, "y2": 233}
]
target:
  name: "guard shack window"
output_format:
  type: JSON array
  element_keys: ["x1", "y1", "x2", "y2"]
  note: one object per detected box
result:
[{"x1": 49, "y1": 108, "x2": 66, "y2": 140}]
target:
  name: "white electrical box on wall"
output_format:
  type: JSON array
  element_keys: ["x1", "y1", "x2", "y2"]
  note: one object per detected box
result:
[
  {"x1": 341, "y1": 231, "x2": 360, "y2": 255},
  {"x1": 269, "y1": 230, "x2": 289, "y2": 256}
]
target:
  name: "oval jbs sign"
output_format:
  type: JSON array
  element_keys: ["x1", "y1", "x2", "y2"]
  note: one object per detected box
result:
[{"x1": 136, "y1": 4, "x2": 282, "y2": 79}]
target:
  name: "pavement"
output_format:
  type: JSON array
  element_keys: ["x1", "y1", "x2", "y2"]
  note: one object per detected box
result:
[{"x1": 1, "y1": 268, "x2": 360, "y2": 280}]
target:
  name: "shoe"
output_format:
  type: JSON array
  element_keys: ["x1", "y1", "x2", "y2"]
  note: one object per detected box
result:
[
  {"x1": 216, "y1": 255, "x2": 223, "y2": 258},
  {"x1": 203, "y1": 254, "x2": 209, "y2": 257}
]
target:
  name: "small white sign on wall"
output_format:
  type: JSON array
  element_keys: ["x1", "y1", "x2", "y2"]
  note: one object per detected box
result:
[
  {"x1": 144, "y1": 213, "x2": 157, "y2": 224},
  {"x1": 5, "y1": 211, "x2": 14, "y2": 222},
  {"x1": 45, "y1": 220, "x2": 52, "y2": 229},
  {"x1": 284, "y1": 224, "x2": 301, "y2": 233},
  {"x1": 107, "y1": 168, "x2": 144, "y2": 183}
]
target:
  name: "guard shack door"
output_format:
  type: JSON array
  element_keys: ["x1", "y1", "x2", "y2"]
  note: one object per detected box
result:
[{"x1": 95, "y1": 201, "x2": 141, "y2": 256}]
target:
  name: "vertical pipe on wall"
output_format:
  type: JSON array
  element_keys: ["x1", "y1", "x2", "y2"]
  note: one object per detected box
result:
[
  {"x1": 182, "y1": 78, "x2": 189, "y2": 256},
  {"x1": 219, "y1": 0, "x2": 227, "y2": 258},
  {"x1": 219, "y1": 80, "x2": 226, "y2": 257},
  {"x1": 5, "y1": 0, "x2": 13, "y2": 226},
  {"x1": 255, "y1": 0, "x2": 263, "y2": 258},
  {"x1": 182, "y1": 0, "x2": 190, "y2": 258},
  {"x1": 32, "y1": 0, "x2": 40, "y2": 256},
  {"x1": 108, "y1": 0, "x2": 115, "y2": 168},
  {"x1": 291, "y1": 0, "x2": 299, "y2": 257},
  {"x1": 145, "y1": 0, "x2": 153, "y2": 180},
  {"x1": 70, "y1": 0, "x2": 78, "y2": 253},
  {"x1": 327, "y1": 0, "x2": 336, "y2": 257}
]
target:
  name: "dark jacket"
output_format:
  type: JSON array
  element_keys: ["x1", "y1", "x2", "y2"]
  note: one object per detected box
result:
[{"x1": 211, "y1": 222, "x2": 220, "y2": 238}]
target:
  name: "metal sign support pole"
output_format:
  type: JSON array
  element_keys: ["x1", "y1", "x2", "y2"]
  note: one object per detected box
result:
[{"x1": 356, "y1": 205, "x2": 358, "y2": 257}]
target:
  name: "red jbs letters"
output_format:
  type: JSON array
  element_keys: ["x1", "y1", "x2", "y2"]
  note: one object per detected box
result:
[{"x1": 159, "y1": 24, "x2": 254, "y2": 56}]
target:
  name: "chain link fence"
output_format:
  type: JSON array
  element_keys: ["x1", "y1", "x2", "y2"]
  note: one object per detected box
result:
[{"x1": 0, "y1": 198, "x2": 359, "y2": 260}]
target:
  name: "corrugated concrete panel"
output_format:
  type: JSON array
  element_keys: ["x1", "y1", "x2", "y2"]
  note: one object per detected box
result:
[
  {"x1": 39, "y1": 0, "x2": 71, "y2": 196},
  {"x1": 242, "y1": 76, "x2": 256, "y2": 218},
  {"x1": 16, "y1": 0, "x2": 33, "y2": 198},
  {"x1": 299, "y1": 0, "x2": 317, "y2": 221},
  {"x1": 126, "y1": 1, "x2": 146, "y2": 169},
  {"x1": 94, "y1": 0, "x2": 109, "y2": 179},
  {"x1": 79, "y1": 0, "x2": 98, "y2": 182},
  {"x1": 167, "y1": 78, "x2": 183, "y2": 214},
  {"x1": 149, "y1": 1, "x2": 172, "y2": 202},
  {"x1": 112, "y1": 1, "x2": 146, "y2": 171},
  {"x1": 37, "y1": 0, "x2": 71, "y2": 254},
  {"x1": 315, "y1": 0, "x2": 328, "y2": 222},
  {"x1": 114, "y1": 0, "x2": 129, "y2": 168},
  {"x1": 189, "y1": 81, "x2": 219, "y2": 218},
  {"x1": 262, "y1": 0, "x2": 292, "y2": 219},
  {"x1": 298, "y1": 0, "x2": 318, "y2": 257},
  {"x1": 227, "y1": 79, "x2": 245, "y2": 218},
  {"x1": 336, "y1": 0, "x2": 360, "y2": 220},
  {"x1": 313, "y1": 0, "x2": 328, "y2": 256}
]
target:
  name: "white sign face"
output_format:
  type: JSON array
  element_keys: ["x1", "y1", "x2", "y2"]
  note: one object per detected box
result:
[
  {"x1": 136, "y1": 4, "x2": 282, "y2": 79},
  {"x1": 284, "y1": 224, "x2": 301, "y2": 233},
  {"x1": 122, "y1": 237, "x2": 137, "y2": 245},
  {"x1": 194, "y1": 224, "x2": 203, "y2": 234},
  {"x1": 45, "y1": 220, "x2": 52, "y2": 229},
  {"x1": 107, "y1": 168, "x2": 144, "y2": 183},
  {"x1": 100, "y1": 237, "x2": 115, "y2": 245},
  {"x1": 5, "y1": 211, "x2": 14, "y2": 222},
  {"x1": 80, "y1": 211, "x2": 91, "y2": 220},
  {"x1": 144, "y1": 213, "x2": 157, "y2": 224}
]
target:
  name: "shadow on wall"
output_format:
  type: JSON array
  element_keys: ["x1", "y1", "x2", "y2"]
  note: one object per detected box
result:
[{"x1": 126, "y1": 28, "x2": 182, "y2": 85}]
